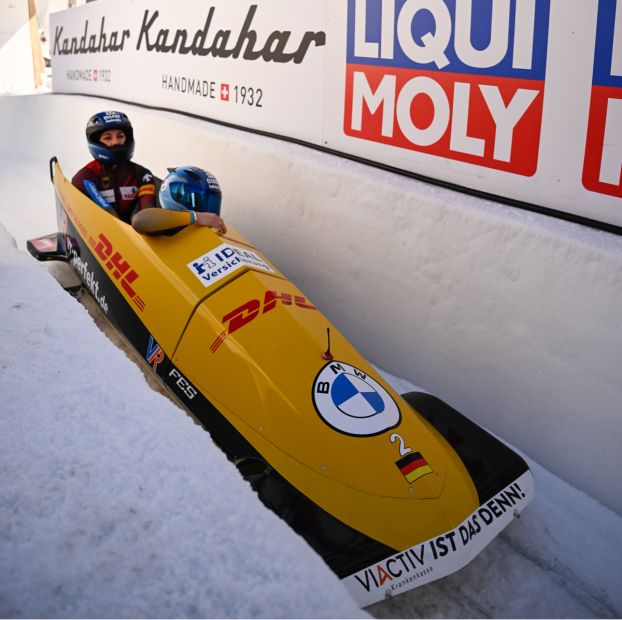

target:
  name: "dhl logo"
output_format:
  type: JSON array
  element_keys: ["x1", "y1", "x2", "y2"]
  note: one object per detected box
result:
[
  {"x1": 90, "y1": 233, "x2": 145, "y2": 311},
  {"x1": 211, "y1": 290, "x2": 316, "y2": 353}
]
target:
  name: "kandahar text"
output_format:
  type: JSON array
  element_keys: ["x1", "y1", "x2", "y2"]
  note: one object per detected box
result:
[
  {"x1": 136, "y1": 5, "x2": 325, "y2": 64},
  {"x1": 53, "y1": 18, "x2": 130, "y2": 55}
]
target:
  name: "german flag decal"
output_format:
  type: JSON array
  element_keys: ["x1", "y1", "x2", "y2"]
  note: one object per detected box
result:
[{"x1": 396, "y1": 451, "x2": 433, "y2": 484}]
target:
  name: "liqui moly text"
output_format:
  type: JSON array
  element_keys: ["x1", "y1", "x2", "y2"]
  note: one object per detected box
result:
[{"x1": 344, "y1": 0, "x2": 551, "y2": 175}]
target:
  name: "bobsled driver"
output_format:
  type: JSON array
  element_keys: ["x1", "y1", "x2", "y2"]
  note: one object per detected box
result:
[
  {"x1": 72, "y1": 111, "x2": 226, "y2": 234},
  {"x1": 72, "y1": 111, "x2": 156, "y2": 220}
]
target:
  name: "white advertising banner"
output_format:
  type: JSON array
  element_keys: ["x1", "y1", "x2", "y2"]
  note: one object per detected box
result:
[
  {"x1": 51, "y1": 0, "x2": 622, "y2": 231},
  {"x1": 326, "y1": 0, "x2": 622, "y2": 229},
  {"x1": 50, "y1": 0, "x2": 328, "y2": 143}
]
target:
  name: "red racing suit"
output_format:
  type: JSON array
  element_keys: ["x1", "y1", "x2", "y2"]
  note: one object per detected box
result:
[{"x1": 72, "y1": 160, "x2": 156, "y2": 223}]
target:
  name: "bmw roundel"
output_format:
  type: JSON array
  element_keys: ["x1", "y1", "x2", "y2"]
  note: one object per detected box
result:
[{"x1": 312, "y1": 361, "x2": 401, "y2": 436}]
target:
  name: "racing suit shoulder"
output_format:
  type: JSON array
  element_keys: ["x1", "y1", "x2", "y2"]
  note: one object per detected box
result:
[
  {"x1": 128, "y1": 162, "x2": 156, "y2": 205},
  {"x1": 71, "y1": 160, "x2": 102, "y2": 195},
  {"x1": 129, "y1": 161, "x2": 155, "y2": 185}
]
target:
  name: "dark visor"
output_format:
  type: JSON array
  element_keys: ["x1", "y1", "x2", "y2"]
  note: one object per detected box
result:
[{"x1": 169, "y1": 182, "x2": 207, "y2": 211}]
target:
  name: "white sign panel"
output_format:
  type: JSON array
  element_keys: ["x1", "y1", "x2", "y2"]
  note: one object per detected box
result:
[
  {"x1": 326, "y1": 0, "x2": 622, "y2": 229},
  {"x1": 51, "y1": 0, "x2": 328, "y2": 143}
]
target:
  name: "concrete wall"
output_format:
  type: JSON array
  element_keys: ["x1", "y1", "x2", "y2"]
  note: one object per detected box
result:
[{"x1": 1, "y1": 93, "x2": 621, "y2": 516}]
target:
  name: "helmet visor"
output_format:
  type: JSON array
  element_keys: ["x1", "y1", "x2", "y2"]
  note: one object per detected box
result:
[{"x1": 168, "y1": 181, "x2": 219, "y2": 213}]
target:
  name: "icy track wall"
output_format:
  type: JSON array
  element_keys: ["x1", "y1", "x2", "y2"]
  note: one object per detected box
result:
[{"x1": 2, "y1": 94, "x2": 622, "y2": 517}]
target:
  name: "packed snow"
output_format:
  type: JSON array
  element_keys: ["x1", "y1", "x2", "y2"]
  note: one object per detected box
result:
[
  {"x1": 0, "y1": 225, "x2": 366, "y2": 619},
  {"x1": 0, "y1": 92, "x2": 621, "y2": 618}
]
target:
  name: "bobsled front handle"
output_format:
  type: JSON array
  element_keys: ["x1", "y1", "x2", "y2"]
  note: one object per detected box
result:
[{"x1": 49, "y1": 156, "x2": 58, "y2": 183}]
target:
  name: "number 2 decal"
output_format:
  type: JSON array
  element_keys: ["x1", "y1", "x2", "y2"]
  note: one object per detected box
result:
[{"x1": 390, "y1": 432, "x2": 413, "y2": 456}]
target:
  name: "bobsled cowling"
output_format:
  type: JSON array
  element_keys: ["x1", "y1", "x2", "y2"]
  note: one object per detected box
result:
[{"x1": 28, "y1": 158, "x2": 533, "y2": 607}]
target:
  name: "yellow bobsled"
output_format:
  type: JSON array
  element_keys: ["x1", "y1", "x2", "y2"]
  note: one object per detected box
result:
[{"x1": 28, "y1": 158, "x2": 533, "y2": 606}]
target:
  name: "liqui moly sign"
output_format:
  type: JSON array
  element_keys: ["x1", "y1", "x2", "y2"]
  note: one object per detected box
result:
[{"x1": 344, "y1": 0, "x2": 551, "y2": 176}]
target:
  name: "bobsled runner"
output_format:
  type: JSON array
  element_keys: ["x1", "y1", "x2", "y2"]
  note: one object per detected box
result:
[{"x1": 28, "y1": 157, "x2": 533, "y2": 606}]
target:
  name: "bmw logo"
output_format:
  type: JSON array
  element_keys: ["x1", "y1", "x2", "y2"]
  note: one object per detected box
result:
[{"x1": 312, "y1": 361, "x2": 401, "y2": 436}]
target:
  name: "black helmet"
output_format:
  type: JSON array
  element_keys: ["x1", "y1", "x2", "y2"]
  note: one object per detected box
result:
[{"x1": 86, "y1": 110, "x2": 135, "y2": 164}]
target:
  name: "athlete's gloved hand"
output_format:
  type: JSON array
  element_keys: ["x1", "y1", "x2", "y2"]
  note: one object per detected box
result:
[{"x1": 195, "y1": 212, "x2": 227, "y2": 234}]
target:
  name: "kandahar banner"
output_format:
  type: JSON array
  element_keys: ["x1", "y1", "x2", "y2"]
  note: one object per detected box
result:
[
  {"x1": 51, "y1": 0, "x2": 621, "y2": 231},
  {"x1": 50, "y1": 0, "x2": 328, "y2": 143}
]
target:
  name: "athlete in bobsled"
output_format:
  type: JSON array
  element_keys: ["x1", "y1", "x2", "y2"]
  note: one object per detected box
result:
[
  {"x1": 72, "y1": 110, "x2": 226, "y2": 235},
  {"x1": 72, "y1": 110, "x2": 157, "y2": 220},
  {"x1": 132, "y1": 165, "x2": 227, "y2": 235}
]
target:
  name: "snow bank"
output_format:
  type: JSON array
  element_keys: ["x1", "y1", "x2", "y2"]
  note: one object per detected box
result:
[
  {"x1": 0, "y1": 93, "x2": 621, "y2": 519},
  {"x1": 0, "y1": 223, "x2": 364, "y2": 618}
]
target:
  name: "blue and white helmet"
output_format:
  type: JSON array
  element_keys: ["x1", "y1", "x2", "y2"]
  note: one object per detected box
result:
[
  {"x1": 86, "y1": 110, "x2": 135, "y2": 164},
  {"x1": 159, "y1": 166, "x2": 222, "y2": 215}
]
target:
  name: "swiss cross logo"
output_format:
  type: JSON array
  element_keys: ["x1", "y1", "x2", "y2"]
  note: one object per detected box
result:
[
  {"x1": 91, "y1": 233, "x2": 145, "y2": 311},
  {"x1": 220, "y1": 83, "x2": 230, "y2": 101}
]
